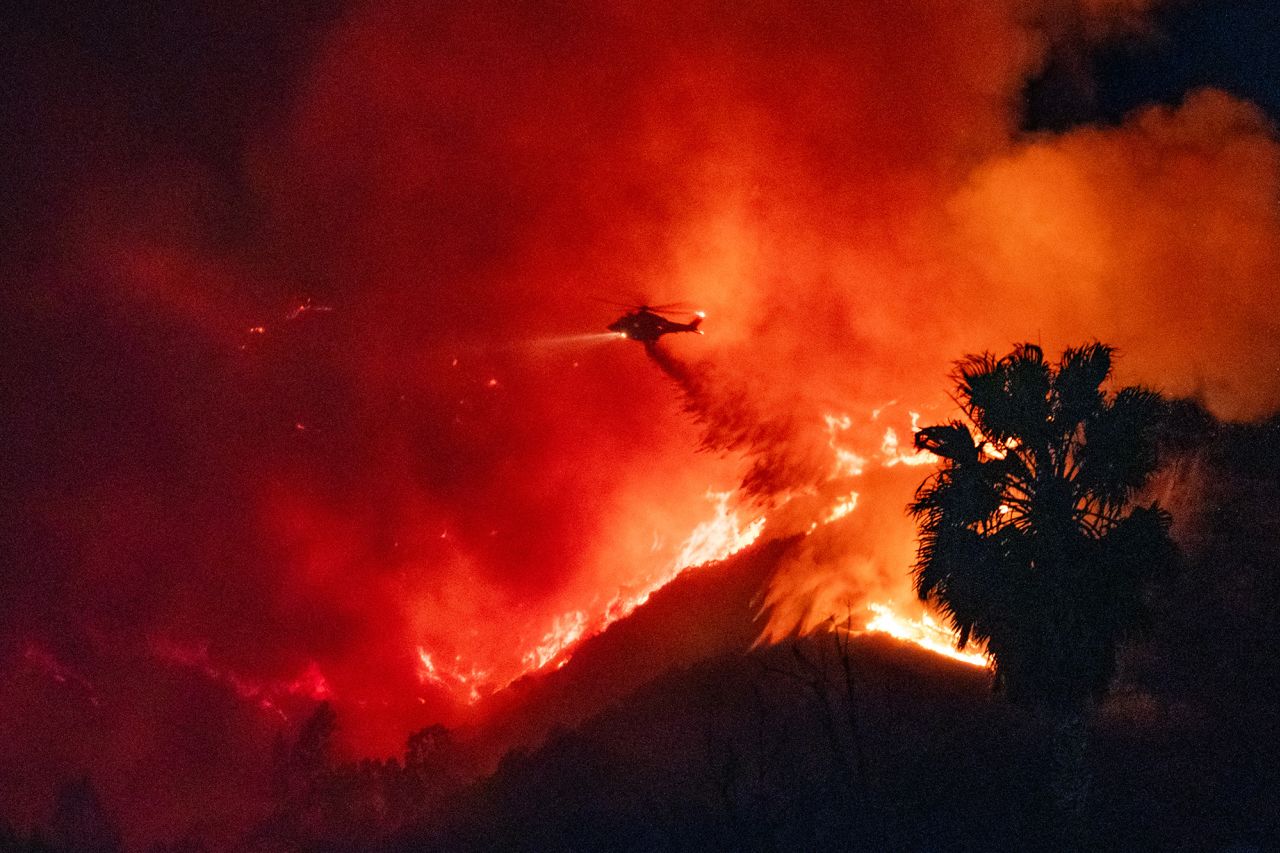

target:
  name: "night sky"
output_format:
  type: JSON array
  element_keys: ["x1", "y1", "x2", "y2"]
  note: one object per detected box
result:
[{"x1": 3, "y1": 0, "x2": 1280, "y2": 845}]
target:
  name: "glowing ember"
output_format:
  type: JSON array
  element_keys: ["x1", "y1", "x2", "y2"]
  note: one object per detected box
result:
[
  {"x1": 285, "y1": 298, "x2": 333, "y2": 320},
  {"x1": 864, "y1": 603, "x2": 989, "y2": 667},
  {"x1": 22, "y1": 641, "x2": 101, "y2": 706}
]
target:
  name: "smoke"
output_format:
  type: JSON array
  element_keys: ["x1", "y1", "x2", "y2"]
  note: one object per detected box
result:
[
  {"x1": 643, "y1": 81, "x2": 1280, "y2": 638},
  {"x1": 645, "y1": 343, "x2": 835, "y2": 501},
  {"x1": 5, "y1": 0, "x2": 1280, "y2": 843},
  {"x1": 949, "y1": 89, "x2": 1280, "y2": 420}
]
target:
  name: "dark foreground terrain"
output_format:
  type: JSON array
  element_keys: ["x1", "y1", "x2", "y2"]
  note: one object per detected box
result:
[{"x1": 389, "y1": 633, "x2": 1276, "y2": 853}]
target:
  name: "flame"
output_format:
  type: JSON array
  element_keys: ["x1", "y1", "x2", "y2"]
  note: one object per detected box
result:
[
  {"x1": 411, "y1": 402, "x2": 990, "y2": 706},
  {"x1": 982, "y1": 441, "x2": 1009, "y2": 460},
  {"x1": 864, "y1": 603, "x2": 990, "y2": 668},
  {"x1": 881, "y1": 426, "x2": 937, "y2": 467},
  {"x1": 825, "y1": 414, "x2": 868, "y2": 477},
  {"x1": 538, "y1": 491, "x2": 766, "y2": 673},
  {"x1": 416, "y1": 649, "x2": 493, "y2": 705},
  {"x1": 414, "y1": 491, "x2": 766, "y2": 703},
  {"x1": 521, "y1": 610, "x2": 589, "y2": 672},
  {"x1": 824, "y1": 492, "x2": 860, "y2": 524},
  {"x1": 767, "y1": 407, "x2": 993, "y2": 672},
  {"x1": 672, "y1": 491, "x2": 767, "y2": 570}
]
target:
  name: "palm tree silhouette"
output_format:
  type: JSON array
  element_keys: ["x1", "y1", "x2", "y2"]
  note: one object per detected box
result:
[{"x1": 909, "y1": 343, "x2": 1179, "y2": 829}]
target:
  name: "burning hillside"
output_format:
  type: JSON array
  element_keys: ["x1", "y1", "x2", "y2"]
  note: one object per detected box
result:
[{"x1": 4, "y1": 0, "x2": 1280, "y2": 846}]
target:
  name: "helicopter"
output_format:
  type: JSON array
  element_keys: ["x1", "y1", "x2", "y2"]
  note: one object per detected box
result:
[{"x1": 606, "y1": 303, "x2": 705, "y2": 343}]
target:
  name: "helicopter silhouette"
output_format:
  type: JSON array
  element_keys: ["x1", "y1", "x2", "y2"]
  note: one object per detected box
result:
[{"x1": 605, "y1": 302, "x2": 704, "y2": 343}]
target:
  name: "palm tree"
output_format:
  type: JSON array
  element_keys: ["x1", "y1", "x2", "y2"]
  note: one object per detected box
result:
[{"x1": 909, "y1": 342, "x2": 1179, "y2": 827}]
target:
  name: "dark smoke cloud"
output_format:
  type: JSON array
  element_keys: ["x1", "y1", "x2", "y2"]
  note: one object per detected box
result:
[{"x1": 4, "y1": 0, "x2": 1280, "y2": 845}]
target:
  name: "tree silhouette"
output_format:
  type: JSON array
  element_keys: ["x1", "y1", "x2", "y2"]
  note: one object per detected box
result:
[{"x1": 909, "y1": 343, "x2": 1179, "y2": 828}]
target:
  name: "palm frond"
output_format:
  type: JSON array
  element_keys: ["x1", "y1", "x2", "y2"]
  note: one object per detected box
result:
[
  {"x1": 1053, "y1": 342, "x2": 1112, "y2": 433},
  {"x1": 1077, "y1": 386, "x2": 1167, "y2": 511},
  {"x1": 910, "y1": 343, "x2": 1176, "y2": 710},
  {"x1": 913, "y1": 422, "x2": 979, "y2": 463},
  {"x1": 998, "y1": 344, "x2": 1052, "y2": 442},
  {"x1": 952, "y1": 344, "x2": 1052, "y2": 443}
]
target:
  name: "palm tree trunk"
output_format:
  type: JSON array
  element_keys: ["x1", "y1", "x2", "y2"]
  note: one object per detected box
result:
[{"x1": 1047, "y1": 705, "x2": 1090, "y2": 850}]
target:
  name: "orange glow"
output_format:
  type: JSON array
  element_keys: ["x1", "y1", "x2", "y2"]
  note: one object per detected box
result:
[
  {"x1": 17, "y1": 1, "x2": 1280, "y2": 843},
  {"x1": 263, "y1": 1, "x2": 1280, "y2": 749},
  {"x1": 672, "y1": 491, "x2": 767, "y2": 571},
  {"x1": 544, "y1": 492, "x2": 765, "y2": 671}
]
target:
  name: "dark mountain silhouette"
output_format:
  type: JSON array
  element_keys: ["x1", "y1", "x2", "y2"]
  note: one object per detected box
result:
[
  {"x1": 394, "y1": 626, "x2": 1279, "y2": 851},
  {"x1": 459, "y1": 534, "x2": 801, "y2": 775}
]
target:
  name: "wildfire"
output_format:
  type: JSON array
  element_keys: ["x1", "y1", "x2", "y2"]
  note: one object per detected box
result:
[
  {"x1": 824, "y1": 414, "x2": 868, "y2": 477},
  {"x1": 880, "y1": 426, "x2": 936, "y2": 467},
  {"x1": 524, "y1": 491, "x2": 765, "y2": 676},
  {"x1": 795, "y1": 407, "x2": 988, "y2": 669},
  {"x1": 673, "y1": 491, "x2": 767, "y2": 570},
  {"x1": 414, "y1": 491, "x2": 766, "y2": 704},
  {"x1": 410, "y1": 401, "x2": 991, "y2": 707},
  {"x1": 864, "y1": 603, "x2": 990, "y2": 668},
  {"x1": 824, "y1": 492, "x2": 860, "y2": 523},
  {"x1": 416, "y1": 649, "x2": 493, "y2": 705},
  {"x1": 521, "y1": 610, "x2": 589, "y2": 672}
]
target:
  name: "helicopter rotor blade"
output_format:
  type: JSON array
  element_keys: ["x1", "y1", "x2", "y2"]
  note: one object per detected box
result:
[
  {"x1": 588, "y1": 296, "x2": 700, "y2": 315},
  {"x1": 644, "y1": 302, "x2": 695, "y2": 312}
]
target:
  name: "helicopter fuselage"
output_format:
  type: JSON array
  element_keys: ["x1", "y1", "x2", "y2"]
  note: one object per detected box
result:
[{"x1": 607, "y1": 309, "x2": 703, "y2": 343}]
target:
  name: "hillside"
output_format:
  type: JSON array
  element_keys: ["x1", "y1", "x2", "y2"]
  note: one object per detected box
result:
[{"x1": 401, "y1": 628, "x2": 1277, "y2": 852}]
